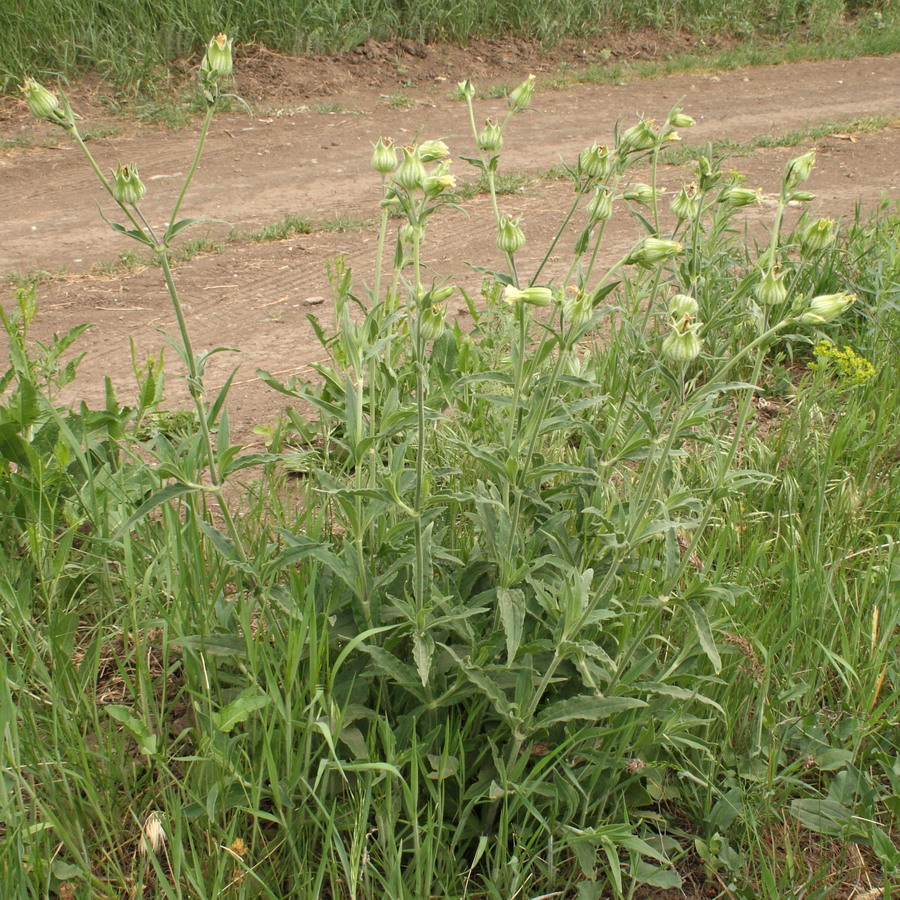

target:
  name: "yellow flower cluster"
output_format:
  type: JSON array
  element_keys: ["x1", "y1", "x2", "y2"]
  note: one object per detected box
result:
[{"x1": 808, "y1": 340, "x2": 876, "y2": 386}]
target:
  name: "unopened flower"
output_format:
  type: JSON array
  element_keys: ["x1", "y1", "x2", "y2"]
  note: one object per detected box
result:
[
  {"x1": 579, "y1": 143, "x2": 612, "y2": 179},
  {"x1": 754, "y1": 268, "x2": 788, "y2": 307},
  {"x1": 721, "y1": 185, "x2": 761, "y2": 208},
  {"x1": 785, "y1": 149, "x2": 815, "y2": 187},
  {"x1": 418, "y1": 140, "x2": 450, "y2": 162},
  {"x1": 799, "y1": 292, "x2": 855, "y2": 325},
  {"x1": 695, "y1": 156, "x2": 721, "y2": 192},
  {"x1": 457, "y1": 79, "x2": 475, "y2": 102},
  {"x1": 563, "y1": 288, "x2": 593, "y2": 327},
  {"x1": 496, "y1": 216, "x2": 525, "y2": 254},
  {"x1": 503, "y1": 285, "x2": 554, "y2": 307},
  {"x1": 626, "y1": 237, "x2": 682, "y2": 268},
  {"x1": 393, "y1": 146, "x2": 427, "y2": 192},
  {"x1": 477, "y1": 120, "x2": 504, "y2": 152},
  {"x1": 112, "y1": 163, "x2": 146, "y2": 206},
  {"x1": 668, "y1": 108, "x2": 695, "y2": 128},
  {"x1": 418, "y1": 304, "x2": 446, "y2": 341},
  {"x1": 399, "y1": 222, "x2": 425, "y2": 246},
  {"x1": 670, "y1": 184, "x2": 700, "y2": 221},
  {"x1": 662, "y1": 321, "x2": 703, "y2": 363},
  {"x1": 21, "y1": 77, "x2": 61, "y2": 121},
  {"x1": 668, "y1": 293, "x2": 698, "y2": 319},
  {"x1": 202, "y1": 33, "x2": 233, "y2": 77},
  {"x1": 619, "y1": 119, "x2": 658, "y2": 153},
  {"x1": 799, "y1": 217, "x2": 836, "y2": 256},
  {"x1": 587, "y1": 188, "x2": 613, "y2": 222},
  {"x1": 371, "y1": 138, "x2": 397, "y2": 175},
  {"x1": 508, "y1": 74, "x2": 536, "y2": 110},
  {"x1": 624, "y1": 183, "x2": 661, "y2": 206},
  {"x1": 791, "y1": 190, "x2": 816, "y2": 203}
]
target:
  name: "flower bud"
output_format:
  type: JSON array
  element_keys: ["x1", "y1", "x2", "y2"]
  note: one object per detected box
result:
[
  {"x1": 563, "y1": 287, "x2": 593, "y2": 328},
  {"x1": 624, "y1": 183, "x2": 661, "y2": 206},
  {"x1": 799, "y1": 292, "x2": 855, "y2": 325},
  {"x1": 457, "y1": 79, "x2": 475, "y2": 102},
  {"x1": 21, "y1": 77, "x2": 61, "y2": 121},
  {"x1": 393, "y1": 146, "x2": 427, "y2": 192},
  {"x1": 626, "y1": 237, "x2": 682, "y2": 269},
  {"x1": 721, "y1": 185, "x2": 761, "y2": 208},
  {"x1": 423, "y1": 162, "x2": 456, "y2": 198},
  {"x1": 799, "y1": 217, "x2": 836, "y2": 256},
  {"x1": 695, "y1": 156, "x2": 721, "y2": 192},
  {"x1": 668, "y1": 108, "x2": 695, "y2": 128},
  {"x1": 670, "y1": 184, "x2": 700, "y2": 221},
  {"x1": 202, "y1": 33, "x2": 233, "y2": 77},
  {"x1": 754, "y1": 268, "x2": 788, "y2": 307},
  {"x1": 496, "y1": 216, "x2": 525, "y2": 254},
  {"x1": 619, "y1": 119, "x2": 658, "y2": 152},
  {"x1": 785, "y1": 150, "x2": 815, "y2": 187},
  {"x1": 790, "y1": 191, "x2": 816, "y2": 203},
  {"x1": 503, "y1": 285, "x2": 554, "y2": 307},
  {"x1": 662, "y1": 323, "x2": 703, "y2": 363},
  {"x1": 418, "y1": 304, "x2": 446, "y2": 341},
  {"x1": 587, "y1": 188, "x2": 613, "y2": 222},
  {"x1": 668, "y1": 293, "x2": 698, "y2": 319},
  {"x1": 399, "y1": 222, "x2": 426, "y2": 246},
  {"x1": 431, "y1": 285, "x2": 455, "y2": 303},
  {"x1": 371, "y1": 138, "x2": 397, "y2": 175},
  {"x1": 508, "y1": 74, "x2": 536, "y2": 110},
  {"x1": 578, "y1": 143, "x2": 612, "y2": 179},
  {"x1": 112, "y1": 163, "x2": 146, "y2": 206},
  {"x1": 477, "y1": 120, "x2": 504, "y2": 153},
  {"x1": 418, "y1": 140, "x2": 450, "y2": 162}
]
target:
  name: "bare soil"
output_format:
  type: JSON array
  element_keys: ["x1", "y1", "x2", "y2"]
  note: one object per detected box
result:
[{"x1": 1, "y1": 45, "x2": 898, "y2": 444}]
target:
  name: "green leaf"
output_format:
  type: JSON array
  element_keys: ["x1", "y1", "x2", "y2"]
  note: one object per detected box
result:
[
  {"x1": 106, "y1": 705, "x2": 158, "y2": 756},
  {"x1": 536, "y1": 695, "x2": 646, "y2": 728},
  {"x1": 112, "y1": 481, "x2": 199, "y2": 540},
  {"x1": 790, "y1": 798, "x2": 851, "y2": 837},
  {"x1": 165, "y1": 216, "x2": 230, "y2": 242},
  {"x1": 212, "y1": 688, "x2": 271, "y2": 733},
  {"x1": 633, "y1": 860, "x2": 682, "y2": 889},
  {"x1": 687, "y1": 600, "x2": 721, "y2": 672},
  {"x1": 497, "y1": 587, "x2": 525, "y2": 664}
]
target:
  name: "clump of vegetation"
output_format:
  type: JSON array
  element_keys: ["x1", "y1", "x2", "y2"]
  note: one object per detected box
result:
[{"x1": 3, "y1": 46, "x2": 899, "y2": 900}]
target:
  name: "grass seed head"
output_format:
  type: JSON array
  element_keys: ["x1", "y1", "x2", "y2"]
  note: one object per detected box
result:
[{"x1": 140, "y1": 811, "x2": 167, "y2": 856}]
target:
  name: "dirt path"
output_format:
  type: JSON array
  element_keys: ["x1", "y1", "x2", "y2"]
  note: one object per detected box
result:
[{"x1": 1, "y1": 53, "x2": 898, "y2": 441}]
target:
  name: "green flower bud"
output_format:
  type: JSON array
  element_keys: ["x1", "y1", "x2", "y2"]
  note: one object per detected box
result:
[
  {"x1": 202, "y1": 33, "x2": 233, "y2": 77},
  {"x1": 624, "y1": 183, "x2": 661, "y2": 206},
  {"x1": 503, "y1": 285, "x2": 554, "y2": 307},
  {"x1": 790, "y1": 190, "x2": 816, "y2": 203},
  {"x1": 399, "y1": 222, "x2": 426, "y2": 246},
  {"x1": 371, "y1": 138, "x2": 397, "y2": 175},
  {"x1": 587, "y1": 188, "x2": 613, "y2": 222},
  {"x1": 799, "y1": 217, "x2": 836, "y2": 256},
  {"x1": 112, "y1": 163, "x2": 146, "y2": 206},
  {"x1": 668, "y1": 293, "x2": 698, "y2": 319},
  {"x1": 785, "y1": 150, "x2": 815, "y2": 187},
  {"x1": 21, "y1": 77, "x2": 60, "y2": 121},
  {"x1": 626, "y1": 237, "x2": 682, "y2": 269},
  {"x1": 619, "y1": 119, "x2": 658, "y2": 153},
  {"x1": 394, "y1": 146, "x2": 427, "y2": 192},
  {"x1": 578, "y1": 143, "x2": 612, "y2": 179},
  {"x1": 799, "y1": 292, "x2": 855, "y2": 325},
  {"x1": 418, "y1": 140, "x2": 450, "y2": 162},
  {"x1": 496, "y1": 216, "x2": 525, "y2": 255},
  {"x1": 431, "y1": 284, "x2": 455, "y2": 303},
  {"x1": 563, "y1": 287, "x2": 593, "y2": 328},
  {"x1": 423, "y1": 162, "x2": 456, "y2": 198},
  {"x1": 662, "y1": 323, "x2": 703, "y2": 363},
  {"x1": 754, "y1": 268, "x2": 788, "y2": 307},
  {"x1": 508, "y1": 74, "x2": 536, "y2": 110},
  {"x1": 457, "y1": 79, "x2": 475, "y2": 102},
  {"x1": 721, "y1": 185, "x2": 761, "y2": 208},
  {"x1": 670, "y1": 184, "x2": 700, "y2": 221},
  {"x1": 668, "y1": 108, "x2": 695, "y2": 128},
  {"x1": 695, "y1": 156, "x2": 721, "y2": 192},
  {"x1": 477, "y1": 119, "x2": 504, "y2": 152},
  {"x1": 418, "y1": 304, "x2": 445, "y2": 341}
]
